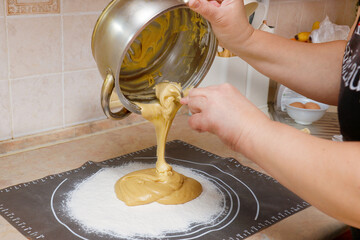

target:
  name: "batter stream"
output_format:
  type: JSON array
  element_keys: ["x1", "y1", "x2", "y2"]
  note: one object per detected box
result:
[{"x1": 115, "y1": 82, "x2": 202, "y2": 206}]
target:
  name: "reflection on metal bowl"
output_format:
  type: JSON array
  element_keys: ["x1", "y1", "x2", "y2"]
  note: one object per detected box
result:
[{"x1": 92, "y1": 0, "x2": 217, "y2": 118}]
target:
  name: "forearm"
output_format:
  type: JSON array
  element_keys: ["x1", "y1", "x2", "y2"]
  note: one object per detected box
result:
[
  {"x1": 233, "y1": 30, "x2": 347, "y2": 105},
  {"x1": 188, "y1": 0, "x2": 347, "y2": 104},
  {"x1": 239, "y1": 120, "x2": 360, "y2": 227}
]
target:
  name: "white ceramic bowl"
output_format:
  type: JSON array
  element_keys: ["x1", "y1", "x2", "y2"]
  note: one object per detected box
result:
[{"x1": 286, "y1": 100, "x2": 329, "y2": 125}]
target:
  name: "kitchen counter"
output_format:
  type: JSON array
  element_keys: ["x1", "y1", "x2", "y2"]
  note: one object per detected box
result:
[
  {"x1": 0, "y1": 114, "x2": 346, "y2": 240},
  {"x1": 269, "y1": 106, "x2": 340, "y2": 141}
]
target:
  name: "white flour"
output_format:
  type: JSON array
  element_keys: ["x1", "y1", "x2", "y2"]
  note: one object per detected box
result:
[{"x1": 65, "y1": 162, "x2": 224, "y2": 239}]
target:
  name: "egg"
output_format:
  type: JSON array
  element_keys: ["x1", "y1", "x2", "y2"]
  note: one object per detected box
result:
[
  {"x1": 305, "y1": 102, "x2": 321, "y2": 109},
  {"x1": 289, "y1": 102, "x2": 305, "y2": 108}
]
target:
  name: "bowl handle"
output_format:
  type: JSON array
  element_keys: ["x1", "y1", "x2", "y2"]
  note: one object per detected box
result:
[{"x1": 101, "y1": 72, "x2": 131, "y2": 119}]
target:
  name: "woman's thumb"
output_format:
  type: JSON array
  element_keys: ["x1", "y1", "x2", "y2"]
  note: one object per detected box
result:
[{"x1": 188, "y1": 0, "x2": 219, "y2": 22}]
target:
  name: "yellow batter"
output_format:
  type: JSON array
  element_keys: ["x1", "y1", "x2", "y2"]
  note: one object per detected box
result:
[
  {"x1": 120, "y1": 10, "x2": 207, "y2": 88},
  {"x1": 121, "y1": 12, "x2": 171, "y2": 73},
  {"x1": 115, "y1": 82, "x2": 202, "y2": 206}
]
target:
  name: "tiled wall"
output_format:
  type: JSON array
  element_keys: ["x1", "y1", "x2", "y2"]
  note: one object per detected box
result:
[
  {"x1": 0, "y1": 0, "x2": 112, "y2": 141},
  {"x1": 267, "y1": 0, "x2": 358, "y2": 38},
  {"x1": 0, "y1": 0, "x2": 358, "y2": 142}
]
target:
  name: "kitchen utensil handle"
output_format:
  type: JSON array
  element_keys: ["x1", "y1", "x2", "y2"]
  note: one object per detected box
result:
[{"x1": 101, "y1": 73, "x2": 131, "y2": 119}]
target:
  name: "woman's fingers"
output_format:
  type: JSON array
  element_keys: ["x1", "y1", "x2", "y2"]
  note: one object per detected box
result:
[
  {"x1": 188, "y1": 96, "x2": 207, "y2": 114},
  {"x1": 187, "y1": 86, "x2": 217, "y2": 98},
  {"x1": 188, "y1": 113, "x2": 209, "y2": 133},
  {"x1": 188, "y1": 0, "x2": 221, "y2": 22},
  {"x1": 182, "y1": 86, "x2": 219, "y2": 113},
  {"x1": 180, "y1": 96, "x2": 189, "y2": 105}
]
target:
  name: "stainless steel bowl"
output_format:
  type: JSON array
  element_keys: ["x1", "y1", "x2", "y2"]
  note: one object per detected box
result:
[{"x1": 92, "y1": 0, "x2": 217, "y2": 119}]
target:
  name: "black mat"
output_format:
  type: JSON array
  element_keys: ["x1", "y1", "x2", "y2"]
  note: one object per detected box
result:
[{"x1": 0, "y1": 140, "x2": 309, "y2": 240}]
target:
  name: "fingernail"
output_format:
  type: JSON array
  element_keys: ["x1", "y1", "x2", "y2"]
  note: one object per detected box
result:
[
  {"x1": 180, "y1": 98, "x2": 186, "y2": 104},
  {"x1": 190, "y1": 0, "x2": 201, "y2": 8}
]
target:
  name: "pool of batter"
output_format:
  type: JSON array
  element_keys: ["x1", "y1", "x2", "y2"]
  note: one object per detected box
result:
[{"x1": 115, "y1": 82, "x2": 202, "y2": 206}]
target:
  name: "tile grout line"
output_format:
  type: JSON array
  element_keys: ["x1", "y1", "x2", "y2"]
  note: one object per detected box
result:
[
  {"x1": 2, "y1": 0, "x2": 5, "y2": 17},
  {"x1": 4, "y1": 0, "x2": 14, "y2": 140},
  {"x1": 0, "y1": 121, "x2": 148, "y2": 158},
  {"x1": 274, "y1": 2, "x2": 280, "y2": 33},
  {"x1": 323, "y1": 0, "x2": 327, "y2": 22},
  {"x1": 60, "y1": 0, "x2": 65, "y2": 128},
  {"x1": 343, "y1": 0, "x2": 346, "y2": 25},
  {"x1": 9, "y1": 68, "x2": 98, "y2": 81},
  {"x1": 12, "y1": 125, "x2": 64, "y2": 139},
  {"x1": 5, "y1": 11, "x2": 102, "y2": 19},
  {"x1": 298, "y1": 1, "x2": 304, "y2": 33},
  {"x1": 63, "y1": 116, "x2": 107, "y2": 129},
  {"x1": 63, "y1": 11, "x2": 102, "y2": 16}
]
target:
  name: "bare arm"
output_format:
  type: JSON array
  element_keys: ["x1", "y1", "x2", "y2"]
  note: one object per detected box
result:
[
  {"x1": 181, "y1": 84, "x2": 360, "y2": 228},
  {"x1": 244, "y1": 111, "x2": 360, "y2": 228},
  {"x1": 238, "y1": 33, "x2": 346, "y2": 105},
  {"x1": 184, "y1": 0, "x2": 360, "y2": 228},
  {"x1": 189, "y1": 0, "x2": 349, "y2": 105}
]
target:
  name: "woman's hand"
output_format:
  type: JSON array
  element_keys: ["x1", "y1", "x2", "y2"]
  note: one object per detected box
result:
[
  {"x1": 188, "y1": 0, "x2": 254, "y2": 52},
  {"x1": 181, "y1": 84, "x2": 271, "y2": 152},
  {"x1": 182, "y1": 85, "x2": 360, "y2": 229},
  {"x1": 188, "y1": 1, "x2": 346, "y2": 105}
]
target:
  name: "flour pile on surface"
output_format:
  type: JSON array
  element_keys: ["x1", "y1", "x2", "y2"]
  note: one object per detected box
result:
[{"x1": 65, "y1": 163, "x2": 224, "y2": 239}]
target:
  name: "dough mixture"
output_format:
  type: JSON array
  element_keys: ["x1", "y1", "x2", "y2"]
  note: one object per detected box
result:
[
  {"x1": 121, "y1": 11, "x2": 206, "y2": 73},
  {"x1": 115, "y1": 82, "x2": 202, "y2": 206},
  {"x1": 121, "y1": 12, "x2": 171, "y2": 73},
  {"x1": 120, "y1": 10, "x2": 207, "y2": 90}
]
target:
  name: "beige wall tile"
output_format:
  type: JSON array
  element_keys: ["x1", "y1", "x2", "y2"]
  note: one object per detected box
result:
[
  {"x1": 11, "y1": 74, "x2": 63, "y2": 137},
  {"x1": 0, "y1": 18, "x2": 8, "y2": 80},
  {"x1": 267, "y1": 2, "x2": 279, "y2": 27},
  {"x1": 64, "y1": 69, "x2": 105, "y2": 126},
  {"x1": 343, "y1": 0, "x2": 358, "y2": 27},
  {"x1": 325, "y1": 0, "x2": 346, "y2": 25},
  {"x1": 62, "y1": 0, "x2": 111, "y2": 13},
  {"x1": 7, "y1": 16, "x2": 61, "y2": 79},
  {"x1": 0, "y1": 0, "x2": 4, "y2": 17},
  {"x1": 299, "y1": 0, "x2": 326, "y2": 32},
  {"x1": 0, "y1": 80, "x2": 12, "y2": 141},
  {"x1": 275, "y1": 1, "x2": 303, "y2": 38},
  {"x1": 63, "y1": 14, "x2": 98, "y2": 72},
  {"x1": 0, "y1": 114, "x2": 146, "y2": 155},
  {"x1": 6, "y1": 0, "x2": 60, "y2": 16}
]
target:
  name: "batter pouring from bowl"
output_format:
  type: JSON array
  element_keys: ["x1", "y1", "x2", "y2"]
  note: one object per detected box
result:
[{"x1": 115, "y1": 82, "x2": 202, "y2": 206}]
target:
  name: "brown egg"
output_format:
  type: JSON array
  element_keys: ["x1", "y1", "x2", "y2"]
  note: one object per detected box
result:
[
  {"x1": 290, "y1": 102, "x2": 305, "y2": 108},
  {"x1": 305, "y1": 102, "x2": 321, "y2": 109}
]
